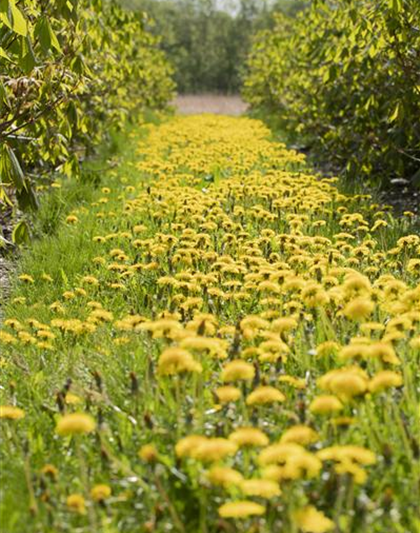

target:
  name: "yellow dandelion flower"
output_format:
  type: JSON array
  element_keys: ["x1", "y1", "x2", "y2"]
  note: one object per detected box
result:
[
  {"x1": 4, "y1": 318, "x2": 22, "y2": 330},
  {"x1": 65, "y1": 393, "x2": 82, "y2": 405},
  {"x1": 316, "y1": 341, "x2": 340, "y2": 358},
  {"x1": 342, "y1": 297, "x2": 375, "y2": 321},
  {"x1": 360, "y1": 322, "x2": 385, "y2": 334},
  {"x1": 207, "y1": 466, "x2": 243, "y2": 487},
  {"x1": 301, "y1": 282, "x2": 330, "y2": 307},
  {"x1": 218, "y1": 501, "x2": 265, "y2": 518},
  {"x1": 180, "y1": 336, "x2": 228, "y2": 359},
  {"x1": 258, "y1": 339, "x2": 290, "y2": 363},
  {"x1": 246, "y1": 386, "x2": 285, "y2": 405},
  {"x1": 90, "y1": 484, "x2": 111, "y2": 502},
  {"x1": 410, "y1": 336, "x2": 420, "y2": 350},
  {"x1": 368, "y1": 342, "x2": 400, "y2": 365},
  {"x1": 282, "y1": 451, "x2": 323, "y2": 480},
  {"x1": 278, "y1": 375, "x2": 306, "y2": 389},
  {"x1": 229, "y1": 427, "x2": 269, "y2": 447},
  {"x1": 407, "y1": 259, "x2": 420, "y2": 275},
  {"x1": 221, "y1": 360, "x2": 255, "y2": 382},
  {"x1": 258, "y1": 442, "x2": 306, "y2": 465},
  {"x1": 241, "y1": 479, "x2": 281, "y2": 498},
  {"x1": 338, "y1": 343, "x2": 370, "y2": 361},
  {"x1": 175, "y1": 435, "x2": 208, "y2": 458},
  {"x1": 271, "y1": 317, "x2": 298, "y2": 334},
  {"x1": 192, "y1": 438, "x2": 238, "y2": 462},
  {"x1": 89, "y1": 309, "x2": 113, "y2": 323},
  {"x1": 82, "y1": 275, "x2": 99, "y2": 286},
  {"x1": 330, "y1": 372, "x2": 367, "y2": 398},
  {"x1": 66, "y1": 493, "x2": 86, "y2": 514},
  {"x1": 56, "y1": 413, "x2": 96, "y2": 436},
  {"x1": 18, "y1": 274, "x2": 34, "y2": 283},
  {"x1": 294, "y1": 506, "x2": 334, "y2": 533},
  {"x1": 138, "y1": 444, "x2": 159, "y2": 462},
  {"x1": 260, "y1": 464, "x2": 285, "y2": 482},
  {"x1": 240, "y1": 316, "x2": 270, "y2": 332},
  {"x1": 41, "y1": 464, "x2": 58, "y2": 479},
  {"x1": 280, "y1": 425, "x2": 318, "y2": 446},
  {"x1": 369, "y1": 371, "x2": 403, "y2": 393},
  {"x1": 334, "y1": 460, "x2": 367, "y2": 484},
  {"x1": 36, "y1": 330, "x2": 55, "y2": 340},
  {"x1": 214, "y1": 386, "x2": 241, "y2": 403},
  {"x1": 309, "y1": 395, "x2": 343, "y2": 415},
  {"x1": 157, "y1": 347, "x2": 202, "y2": 376},
  {"x1": 343, "y1": 274, "x2": 371, "y2": 296},
  {"x1": 0, "y1": 331, "x2": 17, "y2": 345},
  {"x1": 317, "y1": 445, "x2": 376, "y2": 466},
  {"x1": 63, "y1": 291, "x2": 76, "y2": 300},
  {"x1": 319, "y1": 367, "x2": 368, "y2": 399},
  {"x1": 0, "y1": 405, "x2": 25, "y2": 420}
]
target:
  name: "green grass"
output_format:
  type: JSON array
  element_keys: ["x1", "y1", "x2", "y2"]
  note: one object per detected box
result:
[{"x1": 0, "y1": 113, "x2": 419, "y2": 533}]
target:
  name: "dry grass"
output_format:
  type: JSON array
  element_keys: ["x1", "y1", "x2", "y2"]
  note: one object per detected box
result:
[{"x1": 173, "y1": 94, "x2": 248, "y2": 116}]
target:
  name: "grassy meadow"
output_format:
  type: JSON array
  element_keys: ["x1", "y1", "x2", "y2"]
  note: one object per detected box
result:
[{"x1": 1, "y1": 114, "x2": 419, "y2": 533}]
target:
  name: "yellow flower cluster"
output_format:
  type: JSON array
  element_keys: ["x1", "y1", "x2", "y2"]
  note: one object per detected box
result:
[{"x1": 1, "y1": 115, "x2": 418, "y2": 530}]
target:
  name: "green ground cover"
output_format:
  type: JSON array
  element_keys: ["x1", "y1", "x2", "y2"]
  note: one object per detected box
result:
[{"x1": 1, "y1": 114, "x2": 419, "y2": 533}]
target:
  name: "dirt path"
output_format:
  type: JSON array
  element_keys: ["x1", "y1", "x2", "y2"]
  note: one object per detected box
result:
[{"x1": 173, "y1": 94, "x2": 248, "y2": 116}]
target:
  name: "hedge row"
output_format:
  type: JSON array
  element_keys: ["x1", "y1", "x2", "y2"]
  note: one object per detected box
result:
[
  {"x1": 243, "y1": 0, "x2": 420, "y2": 188},
  {"x1": 0, "y1": 0, "x2": 174, "y2": 243}
]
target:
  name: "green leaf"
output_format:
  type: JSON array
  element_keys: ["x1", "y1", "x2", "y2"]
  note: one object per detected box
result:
[
  {"x1": 60, "y1": 268, "x2": 69, "y2": 286},
  {"x1": 70, "y1": 54, "x2": 85, "y2": 75},
  {"x1": 49, "y1": 22, "x2": 62, "y2": 53},
  {"x1": 9, "y1": 0, "x2": 27, "y2": 36},
  {"x1": 0, "y1": 80, "x2": 10, "y2": 110},
  {"x1": 389, "y1": 0, "x2": 403, "y2": 13},
  {"x1": 0, "y1": 0, "x2": 12, "y2": 30},
  {"x1": 0, "y1": 47, "x2": 11, "y2": 61},
  {"x1": 20, "y1": 36, "x2": 36, "y2": 73},
  {"x1": 35, "y1": 17, "x2": 62, "y2": 54},
  {"x1": 35, "y1": 17, "x2": 51, "y2": 53},
  {"x1": 16, "y1": 182, "x2": 39, "y2": 211},
  {"x1": 66, "y1": 100, "x2": 79, "y2": 129},
  {"x1": 0, "y1": 185, "x2": 13, "y2": 208},
  {"x1": 3, "y1": 144, "x2": 25, "y2": 190},
  {"x1": 389, "y1": 102, "x2": 401, "y2": 123},
  {"x1": 12, "y1": 220, "x2": 31, "y2": 245}
]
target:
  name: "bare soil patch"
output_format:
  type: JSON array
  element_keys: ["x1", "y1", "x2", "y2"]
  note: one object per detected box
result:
[{"x1": 173, "y1": 94, "x2": 248, "y2": 116}]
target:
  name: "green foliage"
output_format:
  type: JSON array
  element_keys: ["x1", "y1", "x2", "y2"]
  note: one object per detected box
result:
[
  {"x1": 243, "y1": 0, "x2": 420, "y2": 187},
  {"x1": 0, "y1": 0, "x2": 174, "y2": 232}
]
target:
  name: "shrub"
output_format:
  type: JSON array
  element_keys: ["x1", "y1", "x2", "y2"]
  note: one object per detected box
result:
[
  {"x1": 243, "y1": 0, "x2": 420, "y2": 188},
  {"x1": 0, "y1": 0, "x2": 174, "y2": 242}
]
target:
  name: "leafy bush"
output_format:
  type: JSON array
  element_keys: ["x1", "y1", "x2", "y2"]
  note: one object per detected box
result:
[
  {"x1": 243, "y1": 0, "x2": 420, "y2": 188},
  {"x1": 0, "y1": 0, "x2": 174, "y2": 242}
]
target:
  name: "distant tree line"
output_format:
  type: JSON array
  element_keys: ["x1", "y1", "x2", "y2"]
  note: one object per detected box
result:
[{"x1": 119, "y1": 0, "x2": 308, "y2": 93}]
